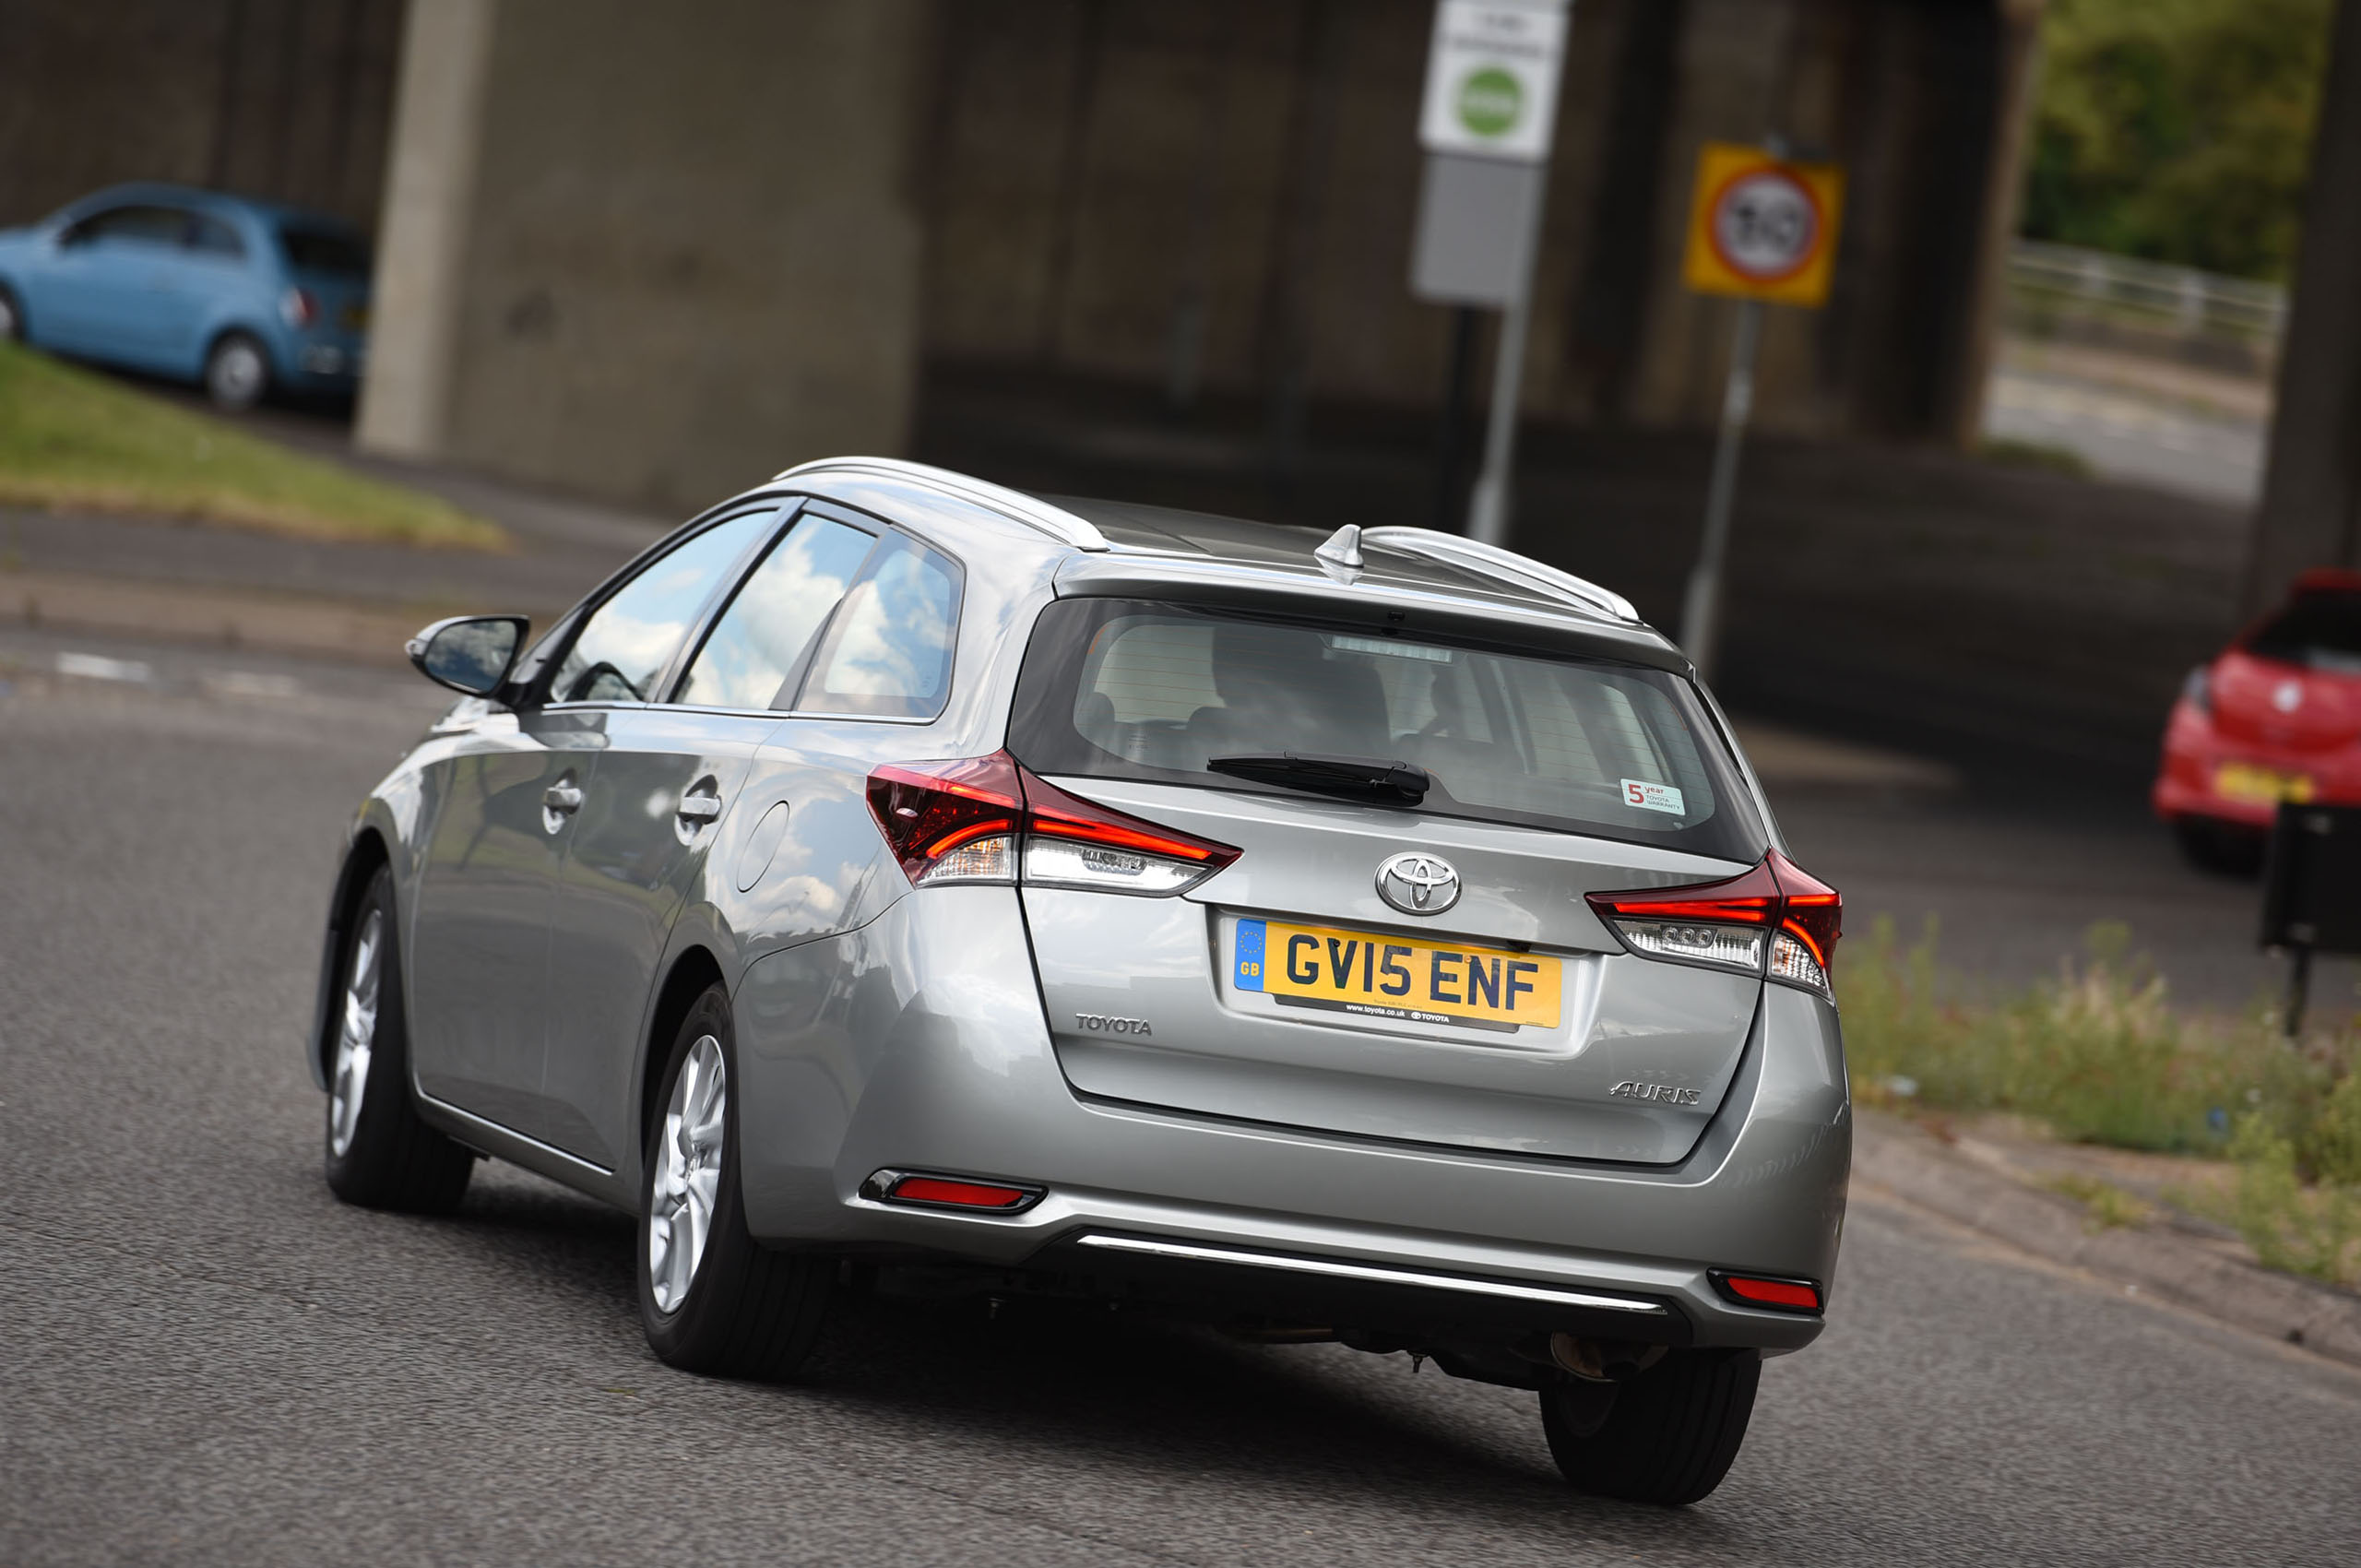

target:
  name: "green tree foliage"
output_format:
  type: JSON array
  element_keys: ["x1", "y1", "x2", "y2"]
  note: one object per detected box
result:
[{"x1": 2022, "y1": 0, "x2": 2338, "y2": 279}]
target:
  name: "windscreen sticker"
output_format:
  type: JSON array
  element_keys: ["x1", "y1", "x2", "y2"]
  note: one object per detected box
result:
[{"x1": 1621, "y1": 778, "x2": 1686, "y2": 815}]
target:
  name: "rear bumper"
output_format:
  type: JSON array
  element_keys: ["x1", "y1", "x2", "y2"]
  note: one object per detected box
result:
[
  {"x1": 2153, "y1": 776, "x2": 2274, "y2": 829},
  {"x1": 278, "y1": 332, "x2": 366, "y2": 387},
  {"x1": 2153, "y1": 700, "x2": 2359, "y2": 826},
  {"x1": 732, "y1": 888, "x2": 1850, "y2": 1352}
]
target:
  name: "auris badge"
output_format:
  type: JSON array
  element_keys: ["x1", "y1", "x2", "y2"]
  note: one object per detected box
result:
[
  {"x1": 1376, "y1": 851, "x2": 1461, "y2": 915},
  {"x1": 1611, "y1": 1080, "x2": 1703, "y2": 1106}
]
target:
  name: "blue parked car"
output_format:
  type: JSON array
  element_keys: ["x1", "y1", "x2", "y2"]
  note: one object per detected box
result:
[{"x1": 0, "y1": 182, "x2": 371, "y2": 410}]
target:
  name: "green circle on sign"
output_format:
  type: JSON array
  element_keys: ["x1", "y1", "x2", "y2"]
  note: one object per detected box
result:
[{"x1": 1456, "y1": 66, "x2": 1523, "y2": 138}]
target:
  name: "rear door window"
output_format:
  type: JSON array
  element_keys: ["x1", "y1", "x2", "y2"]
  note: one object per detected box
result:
[
  {"x1": 1010, "y1": 599, "x2": 1766, "y2": 861},
  {"x1": 674, "y1": 514, "x2": 877, "y2": 709},
  {"x1": 549, "y1": 508, "x2": 778, "y2": 704},
  {"x1": 795, "y1": 533, "x2": 963, "y2": 719}
]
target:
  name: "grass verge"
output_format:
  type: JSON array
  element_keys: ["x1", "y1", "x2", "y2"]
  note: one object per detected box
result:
[
  {"x1": 1977, "y1": 434, "x2": 2094, "y2": 479},
  {"x1": 1842, "y1": 918, "x2": 2361, "y2": 1286},
  {"x1": 0, "y1": 342, "x2": 503, "y2": 550}
]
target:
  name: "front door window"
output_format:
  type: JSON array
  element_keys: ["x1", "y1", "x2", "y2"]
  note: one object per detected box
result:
[{"x1": 551, "y1": 509, "x2": 778, "y2": 704}]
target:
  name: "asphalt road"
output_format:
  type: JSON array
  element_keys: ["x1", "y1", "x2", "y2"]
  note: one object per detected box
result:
[{"x1": 5, "y1": 627, "x2": 2359, "y2": 1567}]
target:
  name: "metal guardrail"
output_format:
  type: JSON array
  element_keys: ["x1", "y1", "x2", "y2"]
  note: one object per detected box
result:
[{"x1": 2006, "y1": 239, "x2": 2288, "y2": 351}]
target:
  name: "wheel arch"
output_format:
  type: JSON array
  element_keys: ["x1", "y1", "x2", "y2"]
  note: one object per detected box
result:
[
  {"x1": 308, "y1": 827, "x2": 393, "y2": 1090},
  {"x1": 203, "y1": 319, "x2": 281, "y2": 382},
  {"x1": 638, "y1": 944, "x2": 728, "y2": 1157}
]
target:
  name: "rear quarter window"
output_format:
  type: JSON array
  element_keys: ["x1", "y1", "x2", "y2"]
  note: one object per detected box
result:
[{"x1": 797, "y1": 533, "x2": 963, "y2": 719}]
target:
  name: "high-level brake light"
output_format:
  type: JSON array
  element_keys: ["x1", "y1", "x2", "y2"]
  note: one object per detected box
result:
[
  {"x1": 867, "y1": 750, "x2": 1240, "y2": 897},
  {"x1": 1586, "y1": 850, "x2": 1842, "y2": 997}
]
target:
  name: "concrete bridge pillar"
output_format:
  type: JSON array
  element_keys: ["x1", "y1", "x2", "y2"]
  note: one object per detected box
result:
[
  {"x1": 2251, "y1": 0, "x2": 2361, "y2": 609},
  {"x1": 357, "y1": 0, "x2": 928, "y2": 511}
]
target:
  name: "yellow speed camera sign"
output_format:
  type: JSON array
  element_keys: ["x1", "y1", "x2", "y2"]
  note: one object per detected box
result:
[{"x1": 1681, "y1": 143, "x2": 1844, "y2": 307}]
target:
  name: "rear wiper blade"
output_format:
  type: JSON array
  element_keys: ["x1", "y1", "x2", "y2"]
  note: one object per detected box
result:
[{"x1": 1205, "y1": 752, "x2": 1430, "y2": 805}]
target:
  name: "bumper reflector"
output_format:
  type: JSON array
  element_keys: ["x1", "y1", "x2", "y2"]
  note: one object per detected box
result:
[
  {"x1": 1710, "y1": 1270, "x2": 1823, "y2": 1313},
  {"x1": 866, "y1": 1170, "x2": 1042, "y2": 1212}
]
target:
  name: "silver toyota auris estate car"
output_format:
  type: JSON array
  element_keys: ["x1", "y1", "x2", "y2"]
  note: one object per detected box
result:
[{"x1": 312, "y1": 457, "x2": 1846, "y2": 1506}]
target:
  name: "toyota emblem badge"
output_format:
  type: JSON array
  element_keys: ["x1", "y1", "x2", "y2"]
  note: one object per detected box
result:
[{"x1": 1376, "y1": 852, "x2": 1461, "y2": 915}]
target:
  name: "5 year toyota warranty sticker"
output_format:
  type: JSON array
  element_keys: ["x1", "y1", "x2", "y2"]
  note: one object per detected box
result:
[{"x1": 1622, "y1": 779, "x2": 1686, "y2": 815}]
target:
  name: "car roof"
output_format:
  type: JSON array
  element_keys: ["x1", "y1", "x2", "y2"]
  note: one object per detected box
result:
[
  {"x1": 767, "y1": 456, "x2": 1679, "y2": 669},
  {"x1": 62, "y1": 183, "x2": 359, "y2": 233}
]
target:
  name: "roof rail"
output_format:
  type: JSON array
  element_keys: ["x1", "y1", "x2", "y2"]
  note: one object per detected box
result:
[
  {"x1": 772, "y1": 456, "x2": 1109, "y2": 552},
  {"x1": 1359, "y1": 528, "x2": 1637, "y2": 622}
]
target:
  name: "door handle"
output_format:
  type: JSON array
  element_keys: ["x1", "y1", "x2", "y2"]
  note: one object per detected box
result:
[
  {"x1": 677, "y1": 790, "x2": 723, "y2": 825},
  {"x1": 542, "y1": 781, "x2": 584, "y2": 814}
]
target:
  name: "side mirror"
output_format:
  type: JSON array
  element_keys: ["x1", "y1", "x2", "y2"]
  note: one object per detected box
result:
[{"x1": 407, "y1": 615, "x2": 528, "y2": 696}]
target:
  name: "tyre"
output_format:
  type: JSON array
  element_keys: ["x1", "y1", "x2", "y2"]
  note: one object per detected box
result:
[
  {"x1": 637, "y1": 984, "x2": 832, "y2": 1379},
  {"x1": 203, "y1": 329, "x2": 270, "y2": 410},
  {"x1": 324, "y1": 867, "x2": 477, "y2": 1212},
  {"x1": 1540, "y1": 1348, "x2": 1761, "y2": 1506},
  {"x1": 2173, "y1": 817, "x2": 2264, "y2": 878},
  {"x1": 0, "y1": 285, "x2": 22, "y2": 343}
]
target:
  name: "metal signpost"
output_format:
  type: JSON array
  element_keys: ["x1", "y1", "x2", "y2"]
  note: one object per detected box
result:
[
  {"x1": 1677, "y1": 140, "x2": 1845, "y2": 680},
  {"x1": 1407, "y1": 0, "x2": 1571, "y2": 546}
]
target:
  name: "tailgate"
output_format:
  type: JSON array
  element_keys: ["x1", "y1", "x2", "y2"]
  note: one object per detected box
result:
[{"x1": 1026, "y1": 780, "x2": 1762, "y2": 1165}]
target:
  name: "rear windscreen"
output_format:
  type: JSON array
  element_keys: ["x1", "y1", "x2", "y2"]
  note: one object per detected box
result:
[
  {"x1": 278, "y1": 224, "x2": 370, "y2": 277},
  {"x1": 1008, "y1": 598, "x2": 1768, "y2": 862},
  {"x1": 2248, "y1": 592, "x2": 2361, "y2": 673}
]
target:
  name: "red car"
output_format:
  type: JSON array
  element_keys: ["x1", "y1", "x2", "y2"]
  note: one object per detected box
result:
[{"x1": 2155, "y1": 567, "x2": 2361, "y2": 873}]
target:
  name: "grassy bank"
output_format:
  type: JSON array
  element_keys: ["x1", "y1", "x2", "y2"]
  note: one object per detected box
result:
[
  {"x1": 1841, "y1": 919, "x2": 2361, "y2": 1286},
  {"x1": 0, "y1": 342, "x2": 503, "y2": 550}
]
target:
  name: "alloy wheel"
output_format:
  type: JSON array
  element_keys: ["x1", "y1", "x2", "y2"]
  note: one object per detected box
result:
[
  {"x1": 328, "y1": 908, "x2": 381, "y2": 1158},
  {"x1": 208, "y1": 339, "x2": 266, "y2": 407},
  {"x1": 648, "y1": 1034, "x2": 727, "y2": 1315}
]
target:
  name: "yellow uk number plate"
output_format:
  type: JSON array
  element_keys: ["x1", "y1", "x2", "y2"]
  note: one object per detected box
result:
[
  {"x1": 2214, "y1": 763, "x2": 2314, "y2": 806},
  {"x1": 1232, "y1": 918, "x2": 1561, "y2": 1033}
]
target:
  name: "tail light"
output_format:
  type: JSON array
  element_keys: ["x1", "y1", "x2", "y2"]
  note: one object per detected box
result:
[
  {"x1": 867, "y1": 749, "x2": 1240, "y2": 897},
  {"x1": 1770, "y1": 854, "x2": 1841, "y2": 995},
  {"x1": 1586, "y1": 849, "x2": 1842, "y2": 997},
  {"x1": 279, "y1": 287, "x2": 319, "y2": 328},
  {"x1": 2181, "y1": 664, "x2": 2213, "y2": 714}
]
